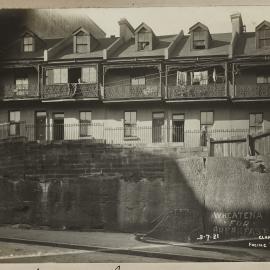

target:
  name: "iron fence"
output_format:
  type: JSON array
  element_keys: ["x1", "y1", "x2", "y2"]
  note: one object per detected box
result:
[{"x1": 0, "y1": 122, "x2": 251, "y2": 148}]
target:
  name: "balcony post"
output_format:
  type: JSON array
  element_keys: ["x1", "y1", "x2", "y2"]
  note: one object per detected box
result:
[
  {"x1": 225, "y1": 62, "x2": 228, "y2": 97},
  {"x1": 164, "y1": 66, "x2": 168, "y2": 99}
]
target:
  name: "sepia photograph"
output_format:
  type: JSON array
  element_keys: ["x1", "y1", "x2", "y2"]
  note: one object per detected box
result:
[{"x1": 0, "y1": 4, "x2": 270, "y2": 265}]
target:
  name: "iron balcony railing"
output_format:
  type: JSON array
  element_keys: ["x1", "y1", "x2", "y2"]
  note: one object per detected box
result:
[
  {"x1": 42, "y1": 83, "x2": 99, "y2": 99},
  {"x1": 104, "y1": 85, "x2": 161, "y2": 100},
  {"x1": 2, "y1": 84, "x2": 39, "y2": 99},
  {"x1": 0, "y1": 122, "x2": 250, "y2": 148},
  {"x1": 167, "y1": 83, "x2": 227, "y2": 99},
  {"x1": 235, "y1": 84, "x2": 270, "y2": 98}
]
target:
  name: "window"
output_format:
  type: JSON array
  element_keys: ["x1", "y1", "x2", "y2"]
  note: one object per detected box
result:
[
  {"x1": 193, "y1": 30, "x2": 206, "y2": 49},
  {"x1": 249, "y1": 113, "x2": 263, "y2": 134},
  {"x1": 176, "y1": 71, "x2": 188, "y2": 86},
  {"x1": 172, "y1": 114, "x2": 185, "y2": 143},
  {"x1": 15, "y1": 78, "x2": 28, "y2": 90},
  {"x1": 53, "y1": 68, "x2": 68, "y2": 84},
  {"x1": 257, "y1": 75, "x2": 270, "y2": 84},
  {"x1": 192, "y1": 71, "x2": 208, "y2": 85},
  {"x1": 131, "y1": 77, "x2": 146, "y2": 86},
  {"x1": 76, "y1": 32, "x2": 89, "y2": 53},
  {"x1": 200, "y1": 111, "x2": 214, "y2": 128},
  {"x1": 258, "y1": 27, "x2": 270, "y2": 48},
  {"x1": 138, "y1": 29, "x2": 150, "y2": 50},
  {"x1": 80, "y1": 111, "x2": 92, "y2": 137},
  {"x1": 23, "y1": 35, "x2": 33, "y2": 52},
  {"x1": 9, "y1": 111, "x2": 20, "y2": 136},
  {"x1": 81, "y1": 67, "x2": 97, "y2": 83},
  {"x1": 124, "y1": 111, "x2": 136, "y2": 137}
]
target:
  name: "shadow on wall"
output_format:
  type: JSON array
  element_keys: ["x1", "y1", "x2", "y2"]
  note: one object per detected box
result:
[{"x1": 0, "y1": 139, "x2": 269, "y2": 243}]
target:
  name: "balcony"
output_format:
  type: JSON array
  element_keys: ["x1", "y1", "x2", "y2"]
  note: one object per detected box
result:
[
  {"x1": 2, "y1": 84, "x2": 39, "y2": 100},
  {"x1": 167, "y1": 83, "x2": 227, "y2": 100},
  {"x1": 235, "y1": 84, "x2": 270, "y2": 99},
  {"x1": 42, "y1": 83, "x2": 99, "y2": 100},
  {"x1": 104, "y1": 85, "x2": 161, "y2": 101}
]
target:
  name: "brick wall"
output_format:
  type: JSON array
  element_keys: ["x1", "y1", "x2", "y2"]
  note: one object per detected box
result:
[{"x1": 0, "y1": 138, "x2": 269, "y2": 242}]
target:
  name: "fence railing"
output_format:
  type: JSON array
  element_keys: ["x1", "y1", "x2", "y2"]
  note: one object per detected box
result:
[
  {"x1": 0, "y1": 122, "x2": 254, "y2": 149},
  {"x1": 42, "y1": 83, "x2": 99, "y2": 99},
  {"x1": 167, "y1": 83, "x2": 226, "y2": 99},
  {"x1": 235, "y1": 84, "x2": 270, "y2": 98},
  {"x1": 2, "y1": 84, "x2": 39, "y2": 99},
  {"x1": 104, "y1": 85, "x2": 161, "y2": 100}
]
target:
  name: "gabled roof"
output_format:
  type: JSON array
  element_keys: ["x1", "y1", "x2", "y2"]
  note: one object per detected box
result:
[
  {"x1": 72, "y1": 27, "x2": 90, "y2": 36},
  {"x1": 134, "y1": 22, "x2": 155, "y2": 34},
  {"x1": 255, "y1": 20, "x2": 270, "y2": 31},
  {"x1": 234, "y1": 32, "x2": 270, "y2": 56},
  {"x1": 171, "y1": 33, "x2": 231, "y2": 57},
  {"x1": 189, "y1": 22, "x2": 209, "y2": 33}
]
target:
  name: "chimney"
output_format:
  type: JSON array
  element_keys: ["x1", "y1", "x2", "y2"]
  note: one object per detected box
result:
[
  {"x1": 118, "y1": 18, "x2": 134, "y2": 42},
  {"x1": 231, "y1": 13, "x2": 243, "y2": 37}
]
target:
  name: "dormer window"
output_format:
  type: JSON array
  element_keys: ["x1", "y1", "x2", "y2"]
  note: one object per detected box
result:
[
  {"x1": 189, "y1": 22, "x2": 211, "y2": 50},
  {"x1": 258, "y1": 26, "x2": 270, "y2": 48},
  {"x1": 138, "y1": 28, "x2": 150, "y2": 50},
  {"x1": 76, "y1": 31, "x2": 89, "y2": 53},
  {"x1": 23, "y1": 34, "x2": 34, "y2": 52},
  {"x1": 193, "y1": 30, "x2": 206, "y2": 49}
]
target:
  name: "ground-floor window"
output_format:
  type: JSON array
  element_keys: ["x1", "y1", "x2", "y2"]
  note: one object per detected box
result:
[
  {"x1": 9, "y1": 111, "x2": 20, "y2": 136},
  {"x1": 124, "y1": 111, "x2": 137, "y2": 138},
  {"x1": 172, "y1": 114, "x2": 184, "y2": 142},
  {"x1": 249, "y1": 113, "x2": 263, "y2": 134},
  {"x1": 80, "y1": 111, "x2": 92, "y2": 137}
]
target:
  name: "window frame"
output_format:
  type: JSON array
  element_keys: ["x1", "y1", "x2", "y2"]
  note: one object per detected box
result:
[
  {"x1": 76, "y1": 32, "x2": 89, "y2": 53},
  {"x1": 8, "y1": 111, "x2": 21, "y2": 136},
  {"x1": 23, "y1": 34, "x2": 34, "y2": 52},
  {"x1": 258, "y1": 27, "x2": 270, "y2": 48},
  {"x1": 15, "y1": 77, "x2": 29, "y2": 90},
  {"x1": 256, "y1": 75, "x2": 270, "y2": 84},
  {"x1": 81, "y1": 66, "x2": 97, "y2": 84},
  {"x1": 131, "y1": 76, "x2": 146, "y2": 86},
  {"x1": 200, "y1": 111, "x2": 214, "y2": 129},
  {"x1": 249, "y1": 112, "x2": 263, "y2": 134},
  {"x1": 79, "y1": 111, "x2": 92, "y2": 137},
  {"x1": 53, "y1": 68, "x2": 68, "y2": 84},
  {"x1": 193, "y1": 30, "x2": 206, "y2": 50},
  {"x1": 124, "y1": 111, "x2": 137, "y2": 138},
  {"x1": 137, "y1": 29, "x2": 150, "y2": 51}
]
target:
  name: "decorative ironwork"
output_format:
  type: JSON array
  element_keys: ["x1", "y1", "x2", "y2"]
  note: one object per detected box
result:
[
  {"x1": 104, "y1": 85, "x2": 161, "y2": 99},
  {"x1": 42, "y1": 83, "x2": 99, "y2": 99},
  {"x1": 235, "y1": 84, "x2": 270, "y2": 98},
  {"x1": 168, "y1": 83, "x2": 226, "y2": 99},
  {"x1": 2, "y1": 84, "x2": 39, "y2": 99}
]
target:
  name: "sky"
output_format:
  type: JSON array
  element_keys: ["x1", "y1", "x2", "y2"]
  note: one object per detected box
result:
[{"x1": 69, "y1": 6, "x2": 270, "y2": 37}]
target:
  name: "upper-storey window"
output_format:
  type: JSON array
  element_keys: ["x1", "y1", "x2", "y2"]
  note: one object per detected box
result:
[
  {"x1": 138, "y1": 28, "x2": 150, "y2": 50},
  {"x1": 258, "y1": 26, "x2": 270, "y2": 48},
  {"x1": 76, "y1": 31, "x2": 89, "y2": 53},
  {"x1": 257, "y1": 75, "x2": 270, "y2": 84},
  {"x1": 193, "y1": 30, "x2": 206, "y2": 49},
  {"x1": 131, "y1": 76, "x2": 146, "y2": 86},
  {"x1": 15, "y1": 78, "x2": 29, "y2": 90},
  {"x1": 23, "y1": 34, "x2": 34, "y2": 52},
  {"x1": 81, "y1": 67, "x2": 97, "y2": 83}
]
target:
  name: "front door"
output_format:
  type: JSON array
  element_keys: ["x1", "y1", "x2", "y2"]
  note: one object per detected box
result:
[
  {"x1": 172, "y1": 114, "x2": 184, "y2": 143},
  {"x1": 152, "y1": 112, "x2": 165, "y2": 143},
  {"x1": 53, "y1": 113, "x2": 64, "y2": 140},
  {"x1": 35, "y1": 112, "x2": 47, "y2": 141}
]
